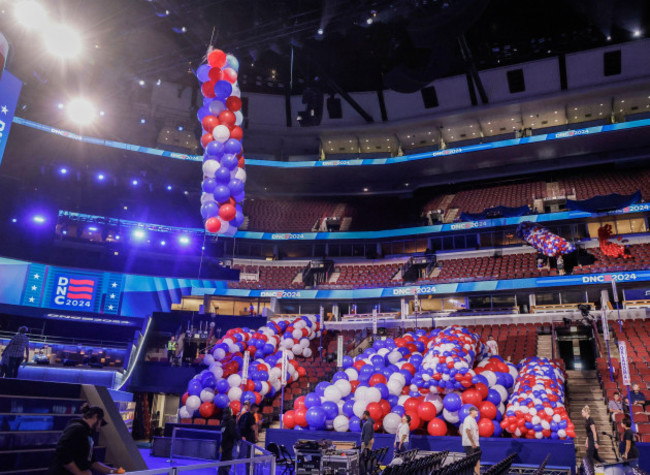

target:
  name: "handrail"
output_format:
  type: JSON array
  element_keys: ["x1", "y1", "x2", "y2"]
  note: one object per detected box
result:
[{"x1": 0, "y1": 331, "x2": 129, "y2": 351}]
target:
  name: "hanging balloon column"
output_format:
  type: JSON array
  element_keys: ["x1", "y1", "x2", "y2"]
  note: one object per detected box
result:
[
  {"x1": 598, "y1": 224, "x2": 631, "y2": 259},
  {"x1": 196, "y1": 49, "x2": 246, "y2": 236},
  {"x1": 516, "y1": 222, "x2": 575, "y2": 257},
  {"x1": 282, "y1": 326, "x2": 518, "y2": 438},
  {"x1": 179, "y1": 316, "x2": 320, "y2": 420},
  {"x1": 500, "y1": 357, "x2": 575, "y2": 440}
]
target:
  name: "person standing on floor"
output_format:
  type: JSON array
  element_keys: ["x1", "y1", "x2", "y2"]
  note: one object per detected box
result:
[
  {"x1": 582, "y1": 405, "x2": 605, "y2": 466},
  {"x1": 219, "y1": 407, "x2": 239, "y2": 475},
  {"x1": 461, "y1": 406, "x2": 481, "y2": 475},
  {"x1": 236, "y1": 401, "x2": 256, "y2": 459},
  {"x1": 3, "y1": 326, "x2": 30, "y2": 378},
  {"x1": 620, "y1": 415, "x2": 639, "y2": 467},
  {"x1": 360, "y1": 410, "x2": 375, "y2": 451},
  {"x1": 486, "y1": 335, "x2": 499, "y2": 355},
  {"x1": 394, "y1": 414, "x2": 411, "y2": 454}
]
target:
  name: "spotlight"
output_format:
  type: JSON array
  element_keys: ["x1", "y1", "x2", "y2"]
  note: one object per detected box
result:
[
  {"x1": 57, "y1": 103, "x2": 64, "y2": 109},
  {"x1": 99, "y1": 110, "x2": 105, "y2": 116},
  {"x1": 177, "y1": 126, "x2": 184, "y2": 131},
  {"x1": 66, "y1": 98, "x2": 96, "y2": 125},
  {"x1": 33, "y1": 215, "x2": 46, "y2": 223},
  {"x1": 132, "y1": 179, "x2": 139, "y2": 186},
  {"x1": 160, "y1": 240, "x2": 166, "y2": 246},
  {"x1": 114, "y1": 235, "x2": 121, "y2": 241},
  {"x1": 97, "y1": 173, "x2": 105, "y2": 181},
  {"x1": 366, "y1": 17, "x2": 373, "y2": 25},
  {"x1": 62, "y1": 229, "x2": 67, "y2": 235},
  {"x1": 132, "y1": 229, "x2": 146, "y2": 240},
  {"x1": 178, "y1": 236, "x2": 190, "y2": 245},
  {"x1": 166, "y1": 185, "x2": 172, "y2": 191},
  {"x1": 633, "y1": 29, "x2": 642, "y2": 38},
  {"x1": 59, "y1": 167, "x2": 68, "y2": 175},
  {"x1": 140, "y1": 118, "x2": 146, "y2": 124},
  {"x1": 138, "y1": 80, "x2": 145, "y2": 86},
  {"x1": 14, "y1": 1, "x2": 47, "y2": 30},
  {"x1": 43, "y1": 24, "x2": 82, "y2": 59},
  {"x1": 156, "y1": 79, "x2": 161, "y2": 86},
  {"x1": 88, "y1": 226, "x2": 98, "y2": 232},
  {"x1": 606, "y1": 35, "x2": 612, "y2": 41},
  {"x1": 11, "y1": 218, "x2": 17, "y2": 223},
  {"x1": 317, "y1": 28, "x2": 324, "y2": 35}
]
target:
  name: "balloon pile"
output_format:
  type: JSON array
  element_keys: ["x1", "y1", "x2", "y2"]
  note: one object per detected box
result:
[
  {"x1": 179, "y1": 316, "x2": 320, "y2": 420},
  {"x1": 282, "y1": 326, "x2": 518, "y2": 439},
  {"x1": 516, "y1": 222, "x2": 575, "y2": 257},
  {"x1": 598, "y1": 224, "x2": 631, "y2": 259},
  {"x1": 500, "y1": 357, "x2": 575, "y2": 440},
  {"x1": 196, "y1": 49, "x2": 246, "y2": 236}
]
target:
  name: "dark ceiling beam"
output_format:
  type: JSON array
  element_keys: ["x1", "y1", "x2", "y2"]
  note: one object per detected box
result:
[{"x1": 458, "y1": 34, "x2": 488, "y2": 105}]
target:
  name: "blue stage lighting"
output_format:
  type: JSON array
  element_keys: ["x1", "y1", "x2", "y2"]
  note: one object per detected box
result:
[
  {"x1": 160, "y1": 240, "x2": 166, "y2": 246},
  {"x1": 132, "y1": 229, "x2": 146, "y2": 240},
  {"x1": 11, "y1": 218, "x2": 17, "y2": 223},
  {"x1": 166, "y1": 185, "x2": 172, "y2": 191},
  {"x1": 178, "y1": 236, "x2": 190, "y2": 245},
  {"x1": 88, "y1": 226, "x2": 98, "y2": 232},
  {"x1": 33, "y1": 215, "x2": 46, "y2": 223},
  {"x1": 132, "y1": 179, "x2": 139, "y2": 186},
  {"x1": 97, "y1": 173, "x2": 105, "y2": 181},
  {"x1": 59, "y1": 167, "x2": 68, "y2": 175}
]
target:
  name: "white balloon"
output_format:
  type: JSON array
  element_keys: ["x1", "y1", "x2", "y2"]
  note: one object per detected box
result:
[
  {"x1": 443, "y1": 409, "x2": 459, "y2": 424},
  {"x1": 231, "y1": 84, "x2": 241, "y2": 98},
  {"x1": 202, "y1": 159, "x2": 220, "y2": 178},
  {"x1": 557, "y1": 429, "x2": 566, "y2": 438},
  {"x1": 355, "y1": 386, "x2": 367, "y2": 402},
  {"x1": 200, "y1": 388, "x2": 215, "y2": 403},
  {"x1": 209, "y1": 100, "x2": 226, "y2": 116},
  {"x1": 201, "y1": 193, "x2": 216, "y2": 205},
  {"x1": 424, "y1": 393, "x2": 444, "y2": 414},
  {"x1": 299, "y1": 338, "x2": 310, "y2": 349},
  {"x1": 387, "y1": 379, "x2": 403, "y2": 396},
  {"x1": 344, "y1": 368, "x2": 359, "y2": 381},
  {"x1": 212, "y1": 125, "x2": 230, "y2": 143},
  {"x1": 353, "y1": 400, "x2": 367, "y2": 419},
  {"x1": 494, "y1": 384, "x2": 508, "y2": 403},
  {"x1": 482, "y1": 370, "x2": 497, "y2": 388},
  {"x1": 303, "y1": 348, "x2": 313, "y2": 358},
  {"x1": 186, "y1": 395, "x2": 201, "y2": 412},
  {"x1": 365, "y1": 387, "x2": 381, "y2": 404},
  {"x1": 292, "y1": 344, "x2": 303, "y2": 356},
  {"x1": 204, "y1": 354, "x2": 215, "y2": 366},
  {"x1": 398, "y1": 395, "x2": 409, "y2": 407},
  {"x1": 382, "y1": 412, "x2": 401, "y2": 434},
  {"x1": 334, "y1": 379, "x2": 352, "y2": 397},
  {"x1": 333, "y1": 415, "x2": 349, "y2": 432},
  {"x1": 228, "y1": 387, "x2": 242, "y2": 402},
  {"x1": 389, "y1": 372, "x2": 406, "y2": 387},
  {"x1": 179, "y1": 406, "x2": 191, "y2": 419},
  {"x1": 227, "y1": 374, "x2": 241, "y2": 387},
  {"x1": 234, "y1": 110, "x2": 243, "y2": 126},
  {"x1": 217, "y1": 218, "x2": 230, "y2": 235},
  {"x1": 324, "y1": 385, "x2": 343, "y2": 403},
  {"x1": 259, "y1": 381, "x2": 270, "y2": 396},
  {"x1": 209, "y1": 364, "x2": 223, "y2": 379},
  {"x1": 292, "y1": 329, "x2": 302, "y2": 339},
  {"x1": 388, "y1": 350, "x2": 402, "y2": 365},
  {"x1": 234, "y1": 167, "x2": 247, "y2": 183}
]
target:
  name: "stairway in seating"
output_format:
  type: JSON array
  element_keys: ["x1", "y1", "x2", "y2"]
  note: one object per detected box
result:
[
  {"x1": 439, "y1": 194, "x2": 455, "y2": 211},
  {"x1": 537, "y1": 334, "x2": 554, "y2": 360},
  {"x1": 565, "y1": 370, "x2": 617, "y2": 463},
  {"x1": 444, "y1": 208, "x2": 459, "y2": 223},
  {"x1": 546, "y1": 181, "x2": 564, "y2": 199},
  {"x1": 339, "y1": 217, "x2": 352, "y2": 231}
]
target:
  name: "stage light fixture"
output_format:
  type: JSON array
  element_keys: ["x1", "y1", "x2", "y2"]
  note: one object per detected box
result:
[
  {"x1": 317, "y1": 28, "x2": 324, "y2": 35},
  {"x1": 166, "y1": 185, "x2": 173, "y2": 191},
  {"x1": 633, "y1": 29, "x2": 642, "y2": 38},
  {"x1": 132, "y1": 179, "x2": 139, "y2": 186},
  {"x1": 33, "y1": 215, "x2": 45, "y2": 223},
  {"x1": 160, "y1": 240, "x2": 166, "y2": 246},
  {"x1": 14, "y1": 1, "x2": 47, "y2": 30},
  {"x1": 57, "y1": 103, "x2": 64, "y2": 109},
  {"x1": 138, "y1": 80, "x2": 145, "y2": 86},
  {"x1": 43, "y1": 24, "x2": 82, "y2": 59},
  {"x1": 140, "y1": 118, "x2": 146, "y2": 124},
  {"x1": 66, "y1": 98, "x2": 96, "y2": 125},
  {"x1": 97, "y1": 173, "x2": 105, "y2": 181},
  {"x1": 177, "y1": 126, "x2": 184, "y2": 131},
  {"x1": 11, "y1": 218, "x2": 17, "y2": 223},
  {"x1": 178, "y1": 236, "x2": 190, "y2": 245},
  {"x1": 59, "y1": 167, "x2": 68, "y2": 175},
  {"x1": 99, "y1": 110, "x2": 105, "y2": 116},
  {"x1": 132, "y1": 229, "x2": 146, "y2": 240},
  {"x1": 88, "y1": 226, "x2": 98, "y2": 232}
]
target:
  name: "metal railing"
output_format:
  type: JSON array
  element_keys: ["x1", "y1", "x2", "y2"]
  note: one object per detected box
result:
[{"x1": 165, "y1": 427, "x2": 275, "y2": 475}]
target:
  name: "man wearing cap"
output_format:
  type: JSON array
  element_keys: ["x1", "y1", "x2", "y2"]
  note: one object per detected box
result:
[
  {"x1": 461, "y1": 406, "x2": 481, "y2": 475},
  {"x1": 49, "y1": 404, "x2": 121, "y2": 475}
]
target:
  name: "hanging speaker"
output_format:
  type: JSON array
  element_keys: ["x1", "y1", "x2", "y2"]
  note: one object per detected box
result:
[
  {"x1": 327, "y1": 96, "x2": 342, "y2": 119},
  {"x1": 421, "y1": 86, "x2": 439, "y2": 108},
  {"x1": 507, "y1": 69, "x2": 525, "y2": 93},
  {"x1": 603, "y1": 50, "x2": 621, "y2": 76}
]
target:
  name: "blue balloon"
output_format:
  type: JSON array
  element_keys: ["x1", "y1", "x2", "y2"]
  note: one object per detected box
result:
[
  {"x1": 214, "y1": 80, "x2": 233, "y2": 100},
  {"x1": 215, "y1": 165, "x2": 231, "y2": 184},
  {"x1": 342, "y1": 399, "x2": 355, "y2": 418},
  {"x1": 209, "y1": 99, "x2": 226, "y2": 116},
  {"x1": 216, "y1": 379, "x2": 230, "y2": 394},
  {"x1": 375, "y1": 382, "x2": 389, "y2": 400},
  {"x1": 224, "y1": 139, "x2": 242, "y2": 155},
  {"x1": 201, "y1": 201, "x2": 219, "y2": 219},
  {"x1": 197, "y1": 105, "x2": 210, "y2": 122},
  {"x1": 486, "y1": 389, "x2": 501, "y2": 406},
  {"x1": 333, "y1": 371, "x2": 349, "y2": 382},
  {"x1": 201, "y1": 372, "x2": 216, "y2": 389},
  {"x1": 321, "y1": 401, "x2": 338, "y2": 420},
  {"x1": 315, "y1": 382, "x2": 329, "y2": 397},
  {"x1": 232, "y1": 209, "x2": 245, "y2": 228},
  {"x1": 197, "y1": 64, "x2": 211, "y2": 82},
  {"x1": 349, "y1": 416, "x2": 362, "y2": 432},
  {"x1": 305, "y1": 406, "x2": 326, "y2": 430},
  {"x1": 391, "y1": 406, "x2": 405, "y2": 416},
  {"x1": 221, "y1": 153, "x2": 238, "y2": 170},
  {"x1": 443, "y1": 393, "x2": 462, "y2": 412},
  {"x1": 242, "y1": 391, "x2": 256, "y2": 405},
  {"x1": 228, "y1": 178, "x2": 244, "y2": 196},
  {"x1": 188, "y1": 379, "x2": 202, "y2": 396},
  {"x1": 257, "y1": 370, "x2": 269, "y2": 381},
  {"x1": 202, "y1": 178, "x2": 217, "y2": 194},
  {"x1": 213, "y1": 185, "x2": 230, "y2": 203},
  {"x1": 492, "y1": 420, "x2": 503, "y2": 437},
  {"x1": 206, "y1": 140, "x2": 224, "y2": 157},
  {"x1": 304, "y1": 392, "x2": 321, "y2": 409},
  {"x1": 263, "y1": 343, "x2": 275, "y2": 355},
  {"x1": 214, "y1": 393, "x2": 229, "y2": 409}
]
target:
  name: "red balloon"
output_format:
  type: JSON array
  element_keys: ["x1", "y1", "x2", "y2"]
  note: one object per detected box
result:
[
  {"x1": 427, "y1": 418, "x2": 447, "y2": 436},
  {"x1": 230, "y1": 400, "x2": 241, "y2": 415},
  {"x1": 369, "y1": 374, "x2": 387, "y2": 386},
  {"x1": 406, "y1": 411, "x2": 421, "y2": 431},
  {"x1": 379, "y1": 399, "x2": 391, "y2": 416},
  {"x1": 201, "y1": 81, "x2": 216, "y2": 98},
  {"x1": 478, "y1": 418, "x2": 495, "y2": 437},
  {"x1": 294, "y1": 396, "x2": 305, "y2": 409},
  {"x1": 222, "y1": 68, "x2": 238, "y2": 84},
  {"x1": 373, "y1": 421, "x2": 381, "y2": 431},
  {"x1": 226, "y1": 96, "x2": 242, "y2": 112},
  {"x1": 350, "y1": 380, "x2": 360, "y2": 393},
  {"x1": 404, "y1": 397, "x2": 420, "y2": 413},
  {"x1": 283, "y1": 410, "x2": 296, "y2": 429},
  {"x1": 294, "y1": 407, "x2": 308, "y2": 427},
  {"x1": 228, "y1": 126, "x2": 243, "y2": 141},
  {"x1": 199, "y1": 402, "x2": 215, "y2": 418},
  {"x1": 208, "y1": 67, "x2": 223, "y2": 82},
  {"x1": 402, "y1": 363, "x2": 416, "y2": 376},
  {"x1": 202, "y1": 115, "x2": 219, "y2": 132},
  {"x1": 366, "y1": 402, "x2": 382, "y2": 421},
  {"x1": 479, "y1": 401, "x2": 497, "y2": 420},
  {"x1": 219, "y1": 110, "x2": 236, "y2": 127},
  {"x1": 417, "y1": 402, "x2": 437, "y2": 422},
  {"x1": 201, "y1": 133, "x2": 214, "y2": 148},
  {"x1": 238, "y1": 156, "x2": 246, "y2": 168},
  {"x1": 205, "y1": 217, "x2": 221, "y2": 233},
  {"x1": 475, "y1": 382, "x2": 489, "y2": 400},
  {"x1": 219, "y1": 204, "x2": 236, "y2": 221},
  {"x1": 297, "y1": 366, "x2": 306, "y2": 377},
  {"x1": 245, "y1": 379, "x2": 256, "y2": 392},
  {"x1": 461, "y1": 388, "x2": 482, "y2": 407},
  {"x1": 207, "y1": 49, "x2": 227, "y2": 68},
  {"x1": 181, "y1": 392, "x2": 189, "y2": 405},
  {"x1": 353, "y1": 360, "x2": 366, "y2": 371},
  {"x1": 394, "y1": 338, "x2": 407, "y2": 348}
]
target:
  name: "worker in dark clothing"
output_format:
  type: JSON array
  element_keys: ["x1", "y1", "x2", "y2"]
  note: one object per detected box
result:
[
  {"x1": 49, "y1": 404, "x2": 119, "y2": 475},
  {"x1": 219, "y1": 407, "x2": 239, "y2": 475},
  {"x1": 236, "y1": 401, "x2": 257, "y2": 460},
  {"x1": 360, "y1": 410, "x2": 375, "y2": 451}
]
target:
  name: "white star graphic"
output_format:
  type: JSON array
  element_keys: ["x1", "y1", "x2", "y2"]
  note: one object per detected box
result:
[
  {"x1": 31, "y1": 285, "x2": 37, "y2": 291},
  {"x1": 111, "y1": 282, "x2": 118, "y2": 288},
  {"x1": 108, "y1": 305, "x2": 114, "y2": 310},
  {"x1": 110, "y1": 294, "x2": 116, "y2": 299},
  {"x1": 1, "y1": 105, "x2": 7, "y2": 114},
  {"x1": 33, "y1": 273, "x2": 40, "y2": 280},
  {"x1": 29, "y1": 297, "x2": 35, "y2": 303}
]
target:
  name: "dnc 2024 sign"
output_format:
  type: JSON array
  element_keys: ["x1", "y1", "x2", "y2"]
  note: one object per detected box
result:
[{"x1": 50, "y1": 274, "x2": 98, "y2": 310}]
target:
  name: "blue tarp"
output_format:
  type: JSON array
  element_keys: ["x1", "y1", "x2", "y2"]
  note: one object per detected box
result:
[
  {"x1": 460, "y1": 205, "x2": 530, "y2": 222},
  {"x1": 566, "y1": 191, "x2": 642, "y2": 213}
]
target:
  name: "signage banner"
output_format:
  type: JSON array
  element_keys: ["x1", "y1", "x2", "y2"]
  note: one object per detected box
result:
[
  {"x1": 337, "y1": 335, "x2": 344, "y2": 368},
  {"x1": 242, "y1": 351, "x2": 250, "y2": 385},
  {"x1": 601, "y1": 310, "x2": 610, "y2": 341},
  {"x1": 0, "y1": 71, "x2": 22, "y2": 166},
  {"x1": 281, "y1": 350, "x2": 288, "y2": 386},
  {"x1": 619, "y1": 342, "x2": 631, "y2": 386},
  {"x1": 372, "y1": 308, "x2": 378, "y2": 335},
  {"x1": 50, "y1": 273, "x2": 98, "y2": 311}
]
